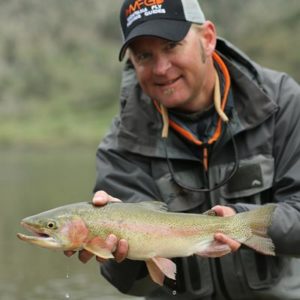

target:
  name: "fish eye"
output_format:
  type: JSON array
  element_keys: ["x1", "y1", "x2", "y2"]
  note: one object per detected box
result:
[{"x1": 46, "y1": 221, "x2": 57, "y2": 229}]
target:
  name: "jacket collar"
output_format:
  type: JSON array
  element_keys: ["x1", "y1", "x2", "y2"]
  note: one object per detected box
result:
[{"x1": 220, "y1": 52, "x2": 278, "y2": 132}]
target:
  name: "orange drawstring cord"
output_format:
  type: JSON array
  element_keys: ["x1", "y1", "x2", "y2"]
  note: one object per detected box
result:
[{"x1": 155, "y1": 51, "x2": 231, "y2": 171}]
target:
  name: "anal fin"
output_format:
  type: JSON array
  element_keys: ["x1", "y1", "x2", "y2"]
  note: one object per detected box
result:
[{"x1": 146, "y1": 257, "x2": 176, "y2": 286}]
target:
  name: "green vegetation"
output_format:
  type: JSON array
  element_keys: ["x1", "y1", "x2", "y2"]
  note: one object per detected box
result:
[
  {"x1": 0, "y1": 0, "x2": 299, "y2": 148},
  {"x1": 0, "y1": 0, "x2": 123, "y2": 147}
]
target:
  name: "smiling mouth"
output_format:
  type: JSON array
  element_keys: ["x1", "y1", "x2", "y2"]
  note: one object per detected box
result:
[{"x1": 156, "y1": 76, "x2": 181, "y2": 87}]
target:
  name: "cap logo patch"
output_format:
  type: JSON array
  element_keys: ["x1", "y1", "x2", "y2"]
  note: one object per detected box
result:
[{"x1": 125, "y1": 0, "x2": 166, "y2": 27}]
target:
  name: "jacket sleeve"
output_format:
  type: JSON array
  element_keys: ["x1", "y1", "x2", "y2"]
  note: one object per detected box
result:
[
  {"x1": 93, "y1": 118, "x2": 163, "y2": 295},
  {"x1": 234, "y1": 72, "x2": 300, "y2": 256},
  {"x1": 268, "y1": 73, "x2": 300, "y2": 256},
  {"x1": 93, "y1": 121, "x2": 161, "y2": 202}
]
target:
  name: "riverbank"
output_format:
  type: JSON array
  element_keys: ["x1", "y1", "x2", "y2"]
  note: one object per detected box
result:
[{"x1": 0, "y1": 104, "x2": 118, "y2": 149}]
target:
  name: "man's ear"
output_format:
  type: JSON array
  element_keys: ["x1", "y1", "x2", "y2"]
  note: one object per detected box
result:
[{"x1": 199, "y1": 21, "x2": 217, "y2": 57}]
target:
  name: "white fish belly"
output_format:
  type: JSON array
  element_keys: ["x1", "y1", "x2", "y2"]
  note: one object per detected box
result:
[{"x1": 126, "y1": 233, "x2": 213, "y2": 260}]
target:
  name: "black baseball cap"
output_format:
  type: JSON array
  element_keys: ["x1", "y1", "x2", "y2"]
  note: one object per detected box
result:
[{"x1": 119, "y1": 0, "x2": 206, "y2": 61}]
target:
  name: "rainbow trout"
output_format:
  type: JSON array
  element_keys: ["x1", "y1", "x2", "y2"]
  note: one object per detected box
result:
[{"x1": 17, "y1": 201, "x2": 276, "y2": 286}]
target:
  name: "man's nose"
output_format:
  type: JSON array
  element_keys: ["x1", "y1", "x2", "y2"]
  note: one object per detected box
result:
[{"x1": 152, "y1": 55, "x2": 171, "y2": 75}]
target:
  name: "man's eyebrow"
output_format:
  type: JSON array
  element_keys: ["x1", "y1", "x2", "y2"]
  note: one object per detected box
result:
[
  {"x1": 130, "y1": 48, "x2": 142, "y2": 56},
  {"x1": 130, "y1": 46, "x2": 149, "y2": 54}
]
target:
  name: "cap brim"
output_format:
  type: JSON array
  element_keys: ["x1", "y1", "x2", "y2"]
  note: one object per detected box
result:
[{"x1": 119, "y1": 19, "x2": 191, "y2": 61}]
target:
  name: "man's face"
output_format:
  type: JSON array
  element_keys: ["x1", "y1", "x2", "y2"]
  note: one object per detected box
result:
[{"x1": 129, "y1": 26, "x2": 214, "y2": 112}]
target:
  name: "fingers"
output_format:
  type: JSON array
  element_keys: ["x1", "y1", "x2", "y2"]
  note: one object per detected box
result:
[
  {"x1": 212, "y1": 205, "x2": 236, "y2": 217},
  {"x1": 214, "y1": 233, "x2": 241, "y2": 252},
  {"x1": 64, "y1": 233, "x2": 128, "y2": 264},
  {"x1": 64, "y1": 250, "x2": 75, "y2": 257},
  {"x1": 65, "y1": 249, "x2": 95, "y2": 264},
  {"x1": 96, "y1": 235, "x2": 129, "y2": 264},
  {"x1": 78, "y1": 249, "x2": 94, "y2": 264},
  {"x1": 105, "y1": 234, "x2": 118, "y2": 252},
  {"x1": 114, "y1": 239, "x2": 129, "y2": 263},
  {"x1": 93, "y1": 190, "x2": 122, "y2": 206},
  {"x1": 211, "y1": 206, "x2": 240, "y2": 254}
]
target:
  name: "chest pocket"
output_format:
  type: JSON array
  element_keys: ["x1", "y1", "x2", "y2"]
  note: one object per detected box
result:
[
  {"x1": 151, "y1": 159, "x2": 211, "y2": 212},
  {"x1": 218, "y1": 154, "x2": 274, "y2": 204}
]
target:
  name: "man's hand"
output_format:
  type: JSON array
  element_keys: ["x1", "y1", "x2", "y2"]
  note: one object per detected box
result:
[
  {"x1": 212, "y1": 205, "x2": 241, "y2": 253},
  {"x1": 64, "y1": 190, "x2": 129, "y2": 264}
]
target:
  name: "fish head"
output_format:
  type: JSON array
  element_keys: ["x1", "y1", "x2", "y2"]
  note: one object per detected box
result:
[{"x1": 17, "y1": 207, "x2": 90, "y2": 251}]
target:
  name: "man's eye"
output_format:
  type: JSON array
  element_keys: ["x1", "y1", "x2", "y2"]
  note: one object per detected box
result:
[
  {"x1": 166, "y1": 42, "x2": 179, "y2": 50},
  {"x1": 136, "y1": 53, "x2": 151, "y2": 62}
]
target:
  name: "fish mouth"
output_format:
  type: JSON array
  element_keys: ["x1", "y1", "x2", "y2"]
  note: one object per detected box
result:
[{"x1": 17, "y1": 221, "x2": 61, "y2": 249}]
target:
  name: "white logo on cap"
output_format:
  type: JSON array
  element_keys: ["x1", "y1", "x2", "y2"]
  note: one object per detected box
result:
[{"x1": 127, "y1": 5, "x2": 166, "y2": 27}]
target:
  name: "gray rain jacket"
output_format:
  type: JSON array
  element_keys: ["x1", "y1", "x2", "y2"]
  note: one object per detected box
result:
[{"x1": 94, "y1": 39, "x2": 300, "y2": 300}]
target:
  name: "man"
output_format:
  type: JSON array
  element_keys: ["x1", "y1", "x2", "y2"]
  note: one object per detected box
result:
[{"x1": 68, "y1": 0, "x2": 300, "y2": 299}]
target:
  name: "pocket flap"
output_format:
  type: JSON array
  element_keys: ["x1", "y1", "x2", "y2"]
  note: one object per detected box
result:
[{"x1": 220, "y1": 154, "x2": 274, "y2": 199}]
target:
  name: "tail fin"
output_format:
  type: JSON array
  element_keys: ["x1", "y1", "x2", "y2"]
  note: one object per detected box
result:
[{"x1": 237, "y1": 204, "x2": 276, "y2": 256}]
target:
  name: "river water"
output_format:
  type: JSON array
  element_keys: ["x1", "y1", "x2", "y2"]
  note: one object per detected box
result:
[{"x1": 0, "y1": 147, "x2": 142, "y2": 300}]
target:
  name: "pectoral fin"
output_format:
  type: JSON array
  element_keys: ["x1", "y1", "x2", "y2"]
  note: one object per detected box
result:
[
  {"x1": 84, "y1": 237, "x2": 114, "y2": 259},
  {"x1": 146, "y1": 257, "x2": 176, "y2": 286}
]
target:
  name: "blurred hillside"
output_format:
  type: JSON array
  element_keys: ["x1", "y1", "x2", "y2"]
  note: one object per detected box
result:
[{"x1": 0, "y1": 0, "x2": 299, "y2": 147}]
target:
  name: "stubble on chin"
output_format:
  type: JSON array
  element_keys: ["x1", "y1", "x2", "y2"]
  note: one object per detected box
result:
[{"x1": 163, "y1": 88, "x2": 175, "y2": 96}]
